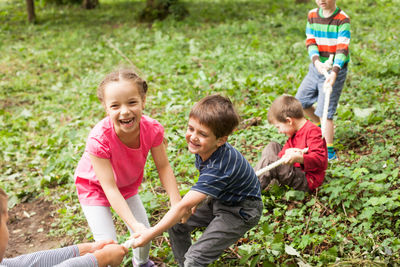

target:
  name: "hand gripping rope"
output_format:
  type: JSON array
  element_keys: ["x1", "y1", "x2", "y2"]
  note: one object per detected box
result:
[
  {"x1": 255, "y1": 148, "x2": 309, "y2": 177},
  {"x1": 320, "y1": 54, "x2": 334, "y2": 139},
  {"x1": 122, "y1": 238, "x2": 136, "y2": 249}
]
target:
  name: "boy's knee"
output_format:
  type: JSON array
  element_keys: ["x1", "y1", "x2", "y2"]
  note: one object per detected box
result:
[{"x1": 262, "y1": 142, "x2": 281, "y2": 156}]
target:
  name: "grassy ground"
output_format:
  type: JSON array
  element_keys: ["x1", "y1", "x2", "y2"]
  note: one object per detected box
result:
[{"x1": 1, "y1": 0, "x2": 400, "y2": 266}]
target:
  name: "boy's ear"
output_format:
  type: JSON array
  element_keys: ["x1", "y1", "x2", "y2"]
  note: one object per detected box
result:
[
  {"x1": 217, "y1": 136, "x2": 228, "y2": 147},
  {"x1": 286, "y1": 117, "x2": 293, "y2": 125}
]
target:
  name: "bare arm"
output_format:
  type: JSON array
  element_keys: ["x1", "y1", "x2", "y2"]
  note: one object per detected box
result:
[
  {"x1": 133, "y1": 190, "x2": 207, "y2": 247},
  {"x1": 89, "y1": 155, "x2": 146, "y2": 232},
  {"x1": 78, "y1": 241, "x2": 128, "y2": 267},
  {"x1": 151, "y1": 142, "x2": 181, "y2": 206}
]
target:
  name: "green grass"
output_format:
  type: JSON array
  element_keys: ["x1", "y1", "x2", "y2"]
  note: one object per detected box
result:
[{"x1": 1, "y1": 0, "x2": 400, "y2": 265}]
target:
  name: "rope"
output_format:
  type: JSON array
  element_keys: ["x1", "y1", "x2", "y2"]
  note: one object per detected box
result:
[
  {"x1": 255, "y1": 148, "x2": 309, "y2": 177},
  {"x1": 122, "y1": 238, "x2": 136, "y2": 249},
  {"x1": 320, "y1": 54, "x2": 334, "y2": 139}
]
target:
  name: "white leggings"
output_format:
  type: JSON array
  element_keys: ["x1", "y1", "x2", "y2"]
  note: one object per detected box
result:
[{"x1": 81, "y1": 194, "x2": 151, "y2": 265}]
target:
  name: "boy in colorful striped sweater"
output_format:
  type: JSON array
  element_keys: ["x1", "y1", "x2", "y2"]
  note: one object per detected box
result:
[{"x1": 295, "y1": 0, "x2": 350, "y2": 160}]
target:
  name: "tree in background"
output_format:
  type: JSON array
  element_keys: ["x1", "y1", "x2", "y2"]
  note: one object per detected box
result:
[
  {"x1": 25, "y1": 0, "x2": 187, "y2": 23},
  {"x1": 139, "y1": 0, "x2": 188, "y2": 22},
  {"x1": 26, "y1": 0, "x2": 36, "y2": 23},
  {"x1": 82, "y1": 0, "x2": 99, "y2": 9}
]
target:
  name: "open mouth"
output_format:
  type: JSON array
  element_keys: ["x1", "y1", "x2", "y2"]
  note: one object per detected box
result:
[
  {"x1": 120, "y1": 118, "x2": 134, "y2": 126},
  {"x1": 120, "y1": 119, "x2": 133, "y2": 123}
]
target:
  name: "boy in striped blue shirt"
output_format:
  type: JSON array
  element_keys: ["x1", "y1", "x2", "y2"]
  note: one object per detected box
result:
[{"x1": 133, "y1": 94, "x2": 263, "y2": 267}]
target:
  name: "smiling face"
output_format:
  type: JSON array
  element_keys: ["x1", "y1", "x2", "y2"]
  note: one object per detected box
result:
[
  {"x1": 271, "y1": 118, "x2": 297, "y2": 138},
  {"x1": 315, "y1": 0, "x2": 336, "y2": 11},
  {"x1": 103, "y1": 80, "x2": 145, "y2": 143},
  {"x1": 185, "y1": 117, "x2": 227, "y2": 161},
  {"x1": 0, "y1": 199, "x2": 9, "y2": 263}
]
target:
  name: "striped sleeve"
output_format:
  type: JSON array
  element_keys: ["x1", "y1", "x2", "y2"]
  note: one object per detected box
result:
[
  {"x1": 1, "y1": 246, "x2": 98, "y2": 267},
  {"x1": 305, "y1": 8, "x2": 350, "y2": 73},
  {"x1": 332, "y1": 11, "x2": 350, "y2": 73},
  {"x1": 54, "y1": 254, "x2": 98, "y2": 267},
  {"x1": 306, "y1": 9, "x2": 320, "y2": 61}
]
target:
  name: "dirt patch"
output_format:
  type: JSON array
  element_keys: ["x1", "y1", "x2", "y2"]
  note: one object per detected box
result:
[
  {"x1": 4, "y1": 197, "x2": 71, "y2": 258},
  {"x1": 3, "y1": 197, "x2": 166, "y2": 266}
]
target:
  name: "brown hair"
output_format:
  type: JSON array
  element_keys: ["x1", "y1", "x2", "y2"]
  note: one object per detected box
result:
[
  {"x1": 189, "y1": 94, "x2": 240, "y2": 138},
  {"x1": 267, "y1": 94, "x2": 304, "y2": 123},
  {"x1": 0, "y1": 188, "x2": 7, "y2": 224},
  {"x1": 97, "y1": 69, "x2": 148, "y2": 102}
]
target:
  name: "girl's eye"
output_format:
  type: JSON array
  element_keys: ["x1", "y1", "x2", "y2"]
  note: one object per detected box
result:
[{"x1": 129, "y1": 101, "x2": 137, "y2": 105}]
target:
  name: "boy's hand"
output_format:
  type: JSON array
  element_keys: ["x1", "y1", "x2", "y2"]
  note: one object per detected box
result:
[
  {"x1": 325, "y1": 72, "x2": 337, "y2": 87},
  {"x1": 282, "y1": 148, "x2": 305, "y2": 164},
  {"x1": 131, "y1": 228, "x2": 155, "y2": 248},
  {"x1": 314, "y1": 60, "x2": 328, "y2": 75},
  {"x1": 78, "y1": 240, "x2": 116, "y2": 256},
  {"x1": 94, "y1": 244, "x2": 128, "y2": 267}
]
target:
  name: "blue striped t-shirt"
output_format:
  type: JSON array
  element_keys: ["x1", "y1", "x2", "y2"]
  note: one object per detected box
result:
[{"x1": 191, "y1": 143, "x2": 261, "y2": 203}]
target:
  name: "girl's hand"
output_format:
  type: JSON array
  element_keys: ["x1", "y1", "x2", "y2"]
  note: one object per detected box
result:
[{"x1": 180, "y1": 208, "x2": 193, "y2": 224}]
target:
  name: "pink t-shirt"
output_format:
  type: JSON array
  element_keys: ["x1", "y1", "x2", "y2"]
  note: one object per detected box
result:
[{"x1": 74, "y1": 115, "x2": 164, "y2": 206}]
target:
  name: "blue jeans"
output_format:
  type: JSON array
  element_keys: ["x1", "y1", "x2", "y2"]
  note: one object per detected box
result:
[{"x1": 296, "y1": 63, "x2": 348, "y2": 119}]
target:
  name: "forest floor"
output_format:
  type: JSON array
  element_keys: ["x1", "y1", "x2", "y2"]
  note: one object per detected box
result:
[{"x1": 5, "y1": 197, "x2": 70, "y2": 258}]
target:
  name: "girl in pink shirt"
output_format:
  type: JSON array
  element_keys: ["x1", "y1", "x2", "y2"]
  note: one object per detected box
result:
[{"x1": 74, "y1": 69, "x2": 181, "y2": 267}]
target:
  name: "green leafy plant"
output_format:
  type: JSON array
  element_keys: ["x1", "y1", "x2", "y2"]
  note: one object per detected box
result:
[{"x1": 1, "y1": 0, "x2": 400, "y2": 265}]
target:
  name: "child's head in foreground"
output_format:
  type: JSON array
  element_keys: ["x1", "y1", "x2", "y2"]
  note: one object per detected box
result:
[
  {"x1": 267, "y1": 95, "x2": 305, "y2": 137},
  {"x1": 0, "y1": 188, "x2": 9, "y2": 262},
  {"x1": 186, "y1": 94, "x2": 240, "y2": 160}
]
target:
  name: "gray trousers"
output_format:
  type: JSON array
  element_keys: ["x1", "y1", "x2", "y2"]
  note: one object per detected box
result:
[
  {"x1": 168, "y1": 197, "x2": 263, "y2": 267},
  {"x1": 254, "y1": 142, "x2": 311, "y2": 192}
]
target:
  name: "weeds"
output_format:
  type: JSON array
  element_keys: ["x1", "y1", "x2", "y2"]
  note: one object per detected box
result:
[{"x1": 1, "y1": 0, "x2": 400, "y2": 265}]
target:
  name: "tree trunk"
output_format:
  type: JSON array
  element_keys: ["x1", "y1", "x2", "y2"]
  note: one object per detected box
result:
[
  {"x1": 82, "y1": 0, "x2": 99, "y2": 9},
  {"x1": 26, "y1": 0, "x2": 36, "y2": 23},
  {"x1": 140, "y1": 0, "x2": 188, "y2": 22}
]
